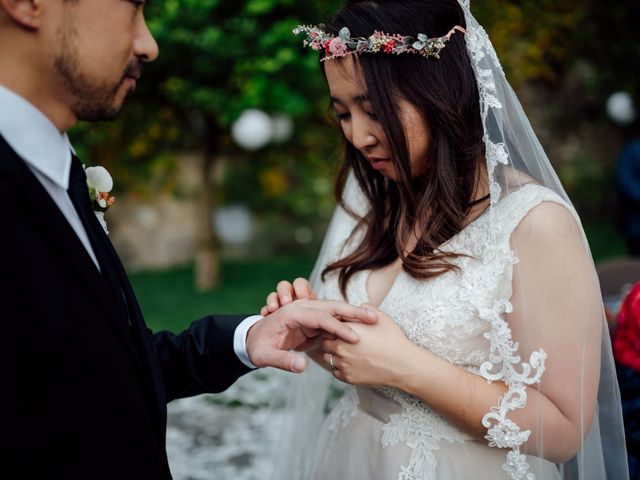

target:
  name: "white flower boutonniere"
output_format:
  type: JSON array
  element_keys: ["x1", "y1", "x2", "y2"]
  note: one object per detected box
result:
[{"x1": 85, "y1": 166, "x2": 116, "y2": 235}]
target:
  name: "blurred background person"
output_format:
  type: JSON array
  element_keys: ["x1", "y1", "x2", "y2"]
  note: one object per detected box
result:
[
  {"x1": 612, "y1": 92, "x2": 640, "y2": 256},
  {"x1": 614, "y1": 282, "x2": 640, "y2": 478}
]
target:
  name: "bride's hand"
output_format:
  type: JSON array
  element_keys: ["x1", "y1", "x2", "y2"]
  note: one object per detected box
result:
[
  {"x1": 321, "y1": 304, "x2": 415, "y2": 388},
  {"x1": 260, "y1": 278, "x2": 317, "y2": 317}
]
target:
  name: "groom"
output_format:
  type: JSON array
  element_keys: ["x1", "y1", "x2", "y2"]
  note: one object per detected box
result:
[{"x1": 0, "y1": 1, "x2": 376, "y2": 478}]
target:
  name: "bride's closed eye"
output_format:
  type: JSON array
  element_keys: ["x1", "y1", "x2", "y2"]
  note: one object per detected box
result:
[{"x1": 334, "y1": 111, "x2": 377, "y2": 123}]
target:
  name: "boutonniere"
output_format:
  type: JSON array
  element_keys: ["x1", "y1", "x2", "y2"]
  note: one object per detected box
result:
[{"x1": 85, "y1": 166, "x2": 116, "y2": 235}]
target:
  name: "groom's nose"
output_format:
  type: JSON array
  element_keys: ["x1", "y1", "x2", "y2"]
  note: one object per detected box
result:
[{"x1": 134, "y1": 16, "x2": 159, "y2": 63}]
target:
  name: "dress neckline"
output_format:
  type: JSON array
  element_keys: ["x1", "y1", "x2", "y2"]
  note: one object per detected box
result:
[{"x1": 357, "y1": 184, "x2": 541, "y2": 308}]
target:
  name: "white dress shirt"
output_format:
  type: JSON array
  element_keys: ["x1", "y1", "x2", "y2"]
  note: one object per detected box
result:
[{"x1": 0, "y1": 84, "x2": 259, "y2": 368}]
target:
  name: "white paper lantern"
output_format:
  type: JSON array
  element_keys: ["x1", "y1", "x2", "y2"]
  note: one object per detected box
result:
[
  {"x1": 213, "y1": 204, "x2": 254, "y2": 246},
  {"x1": 606, "y1": 91, "x2": 636, "y2": 126},
  {"x1": 271, "y1": 114, "x2": 294, "y2": 143},
  {"x1": 231, "y1": 109, "x2": 274, "y2": 151}
]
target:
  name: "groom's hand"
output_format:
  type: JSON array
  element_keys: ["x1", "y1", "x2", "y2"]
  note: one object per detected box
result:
[{"x1": 246, "y1": 300, "x2": 378, "y2": 373}]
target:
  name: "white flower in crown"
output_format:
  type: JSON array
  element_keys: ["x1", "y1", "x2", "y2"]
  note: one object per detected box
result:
[{"x1": 84, "y1": 165, "x2": 116, "y2": 235}]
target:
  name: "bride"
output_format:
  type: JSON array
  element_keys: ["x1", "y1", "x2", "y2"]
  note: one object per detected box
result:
[{"x1": 261, "y1": 0, "x2": 628, "y2": 478}]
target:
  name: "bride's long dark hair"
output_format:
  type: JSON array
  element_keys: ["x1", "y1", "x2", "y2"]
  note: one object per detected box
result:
[{"x1": 320, "y1": 0, "x2": 487, "y2": 296}]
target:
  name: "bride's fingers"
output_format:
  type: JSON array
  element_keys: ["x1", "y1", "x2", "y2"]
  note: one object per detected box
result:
[
  {"x1": 266, "y1": 292, "x2": 280, "y2": 312},
  {"x1": 331, "y1": 368, "x2": 346, "y2": 383},
  {"x1": 293, "y1": 277, "x2": 315, "y2": 300},
  {"x1": 360, "y1": 303, "x2": 379, "y2": 312},
  {"x1": 323, "y1": 352, "x2": 340, "y2": 370},
  {"x1": 277, "y1": 281, "x2": 294, "y2": 304},
  {"x1": 260, "y1": 305, "x2": 269, "y2": 317},
  {"x1": 321, "y1": 338, "x2": 338, "y2": 354}
]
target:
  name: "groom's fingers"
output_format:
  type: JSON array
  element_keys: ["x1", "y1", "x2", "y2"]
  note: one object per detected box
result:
[
  {"x1": 310, "y1": 300, "x2": 378, "y2": 325},
  {"x1": 290, "y1": 309, "x2": 361, "y2": 343},
  {"x1": 260, "y1": 349, "x2": 308, "y2": 373}
]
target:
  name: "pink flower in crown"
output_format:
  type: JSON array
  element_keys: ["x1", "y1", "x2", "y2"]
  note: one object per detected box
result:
[{"x1": 327, "y1": 37, "x2": 348, "y2": 57}]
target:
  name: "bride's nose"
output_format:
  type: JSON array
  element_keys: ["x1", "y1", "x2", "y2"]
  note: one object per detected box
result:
[{"x1": 351, "y1": 118, "x2": 379, "y2": 151}]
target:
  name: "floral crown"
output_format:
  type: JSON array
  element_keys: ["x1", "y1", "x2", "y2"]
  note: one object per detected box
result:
[{"x1": 293, "y1": 24, "x2": 466, "y2": 61}]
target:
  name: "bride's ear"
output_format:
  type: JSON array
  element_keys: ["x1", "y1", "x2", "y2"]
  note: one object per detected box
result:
[{"x1": 0, "y1": 0, "x2": 44, "y2": 30}]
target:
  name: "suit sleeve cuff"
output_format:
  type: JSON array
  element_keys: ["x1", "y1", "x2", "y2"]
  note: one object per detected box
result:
[{"x1": 233, "y1": 315, "x2": 262, "y2": 369}]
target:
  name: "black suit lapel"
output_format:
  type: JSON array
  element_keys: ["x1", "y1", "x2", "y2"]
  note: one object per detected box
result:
[{"x1": 0, "y1": 136, "x2": 148, "y2": 379}]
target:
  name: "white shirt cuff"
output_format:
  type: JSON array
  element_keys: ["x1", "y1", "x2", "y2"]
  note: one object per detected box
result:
[{"x1": 233, "y1": 315, "x2": 263, "y2": 369}]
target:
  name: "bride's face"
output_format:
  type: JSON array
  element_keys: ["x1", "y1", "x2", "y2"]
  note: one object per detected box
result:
[{"x1": 324, "y1": 56, "x2": 431, "y2": 181}]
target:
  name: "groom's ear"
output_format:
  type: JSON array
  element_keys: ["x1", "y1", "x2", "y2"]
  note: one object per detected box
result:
[{"x1": 0, "y1": 0, "x2": 44, "y2": 30}]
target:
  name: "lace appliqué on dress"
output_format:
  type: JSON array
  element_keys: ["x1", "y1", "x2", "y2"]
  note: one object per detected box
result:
[{"x1": 380, "y1": 389, "x2": 467, "y2": 480}]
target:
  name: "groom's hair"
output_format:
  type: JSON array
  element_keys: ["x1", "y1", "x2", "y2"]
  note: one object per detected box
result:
[{"x1": 321, "y1": 0, "x2": 486, "y2": 296}]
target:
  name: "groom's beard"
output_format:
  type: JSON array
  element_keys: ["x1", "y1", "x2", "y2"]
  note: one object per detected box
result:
[{"x1": 53, "y1": 16, "x2": 141, "y2": 122}]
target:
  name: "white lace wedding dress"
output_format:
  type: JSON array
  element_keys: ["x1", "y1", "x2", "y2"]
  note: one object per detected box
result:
[{"x1": 307, "y1": 184, "x2": 570, "y2": 480}]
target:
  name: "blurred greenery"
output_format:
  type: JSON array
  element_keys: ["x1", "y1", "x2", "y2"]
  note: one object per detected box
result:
[
  {"x1": 584, "y1": 221, "x2": 627, "y2": 263},
  {"x1": 132, "y1": 252, "x2": 316, "y2": 332},
  {"x1": 68, "y1": 0, "x2": 639, "y2": 282}
]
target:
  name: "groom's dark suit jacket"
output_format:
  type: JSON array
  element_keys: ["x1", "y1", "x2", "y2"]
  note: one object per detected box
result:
[{"x1": 0, "y1": 135, "x2": 251, "y2": 479}]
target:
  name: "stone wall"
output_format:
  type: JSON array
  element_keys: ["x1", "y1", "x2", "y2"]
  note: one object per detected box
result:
[{"x1": 107, "y1": 153, "x2": 202, "y2": 271}]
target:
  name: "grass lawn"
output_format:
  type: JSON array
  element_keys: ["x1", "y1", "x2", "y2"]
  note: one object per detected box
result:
[
  {"x1": 131, "y1": 221, "x2": 628, "y2": 332},
  {"x1": 129, "y1": 252, "x2": 317, "y2": 332}
]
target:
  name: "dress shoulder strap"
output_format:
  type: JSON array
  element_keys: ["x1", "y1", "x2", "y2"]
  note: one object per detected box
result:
[{"x1": 492, "y1": 183, "x2": 581, "y2": 240}]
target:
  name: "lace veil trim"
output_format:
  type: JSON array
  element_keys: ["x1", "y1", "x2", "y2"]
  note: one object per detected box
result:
[{"x1": 460, "y1": 1, "x2": 545, "y2": 477}]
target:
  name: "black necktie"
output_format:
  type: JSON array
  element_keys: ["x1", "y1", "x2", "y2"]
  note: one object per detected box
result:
[{"x1": 67, "y1": 155, "x2": 130, "y2": 324}]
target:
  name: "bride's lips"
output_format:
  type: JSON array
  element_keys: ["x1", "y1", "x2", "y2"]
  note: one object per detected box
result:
[{"x1": 367, "y1": 157, "x2": 392, "y2": 170}]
